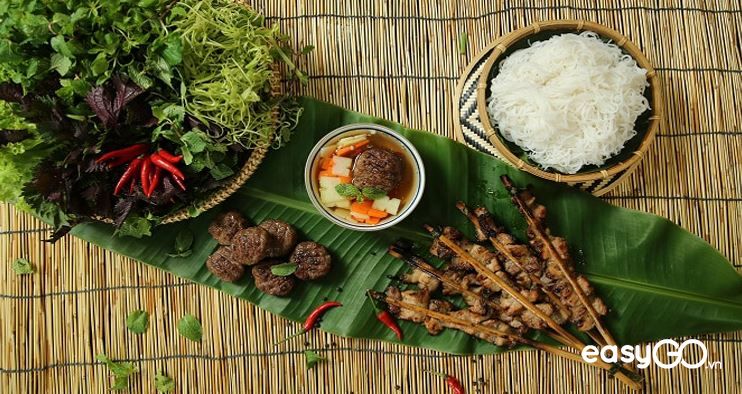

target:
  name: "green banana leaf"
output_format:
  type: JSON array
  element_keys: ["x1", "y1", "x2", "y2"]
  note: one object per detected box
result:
[{"x1": 70, "y1": 97, "x2": 742, "y2": 355}]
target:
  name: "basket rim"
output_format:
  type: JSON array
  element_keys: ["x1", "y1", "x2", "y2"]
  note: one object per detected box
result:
[{"x1": 476, "y1": 19, "x2": 664, "y2": 183}]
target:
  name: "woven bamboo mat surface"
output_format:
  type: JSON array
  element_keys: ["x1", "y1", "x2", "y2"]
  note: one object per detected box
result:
[{"x1": 2, "y1": 1, "x2": 741, "y2": 393}]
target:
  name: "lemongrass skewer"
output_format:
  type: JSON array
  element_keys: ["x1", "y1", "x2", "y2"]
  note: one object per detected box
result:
[
  {"x1": 371, "y1": 291, "x2": 642, "y2": 390},
  {"x1": 500, "y1": 175, "x2": 617, "y2": 346},
  {"x1": 456, "y1": 201, "x2": 573, "y2": 321},
  {"x1": 388, "y1": 246, "x2": 572, "y2": 347},
  {"x1": 423, "y1": 225, "x2": 586, "y2": 351}
]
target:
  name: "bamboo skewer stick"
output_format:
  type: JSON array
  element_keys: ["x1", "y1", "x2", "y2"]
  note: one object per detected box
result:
[
  {"x1": 455, "y1": 202, "x2": 573, "y2": 321},
  {"x1": 500, "y1": 175, "x2": 618, "y2": 347},
  {"x1": 370, "y1": 292, "x2": 642, "y2": 391},
  {"x1": 387, "y1": 246, "x2": 572, "y2": 348},
  {"x1": 423, "y1": 225, "x2": 586, "y2": 351}
]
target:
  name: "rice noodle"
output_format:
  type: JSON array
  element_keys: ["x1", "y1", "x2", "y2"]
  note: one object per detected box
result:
[{"x1": 486, "y1": 32, "x2": 650, "y2": 174}]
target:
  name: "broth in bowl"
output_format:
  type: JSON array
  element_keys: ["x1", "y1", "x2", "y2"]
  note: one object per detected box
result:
[{"x1": 306, "y1": 125, "x2": 424, "y2": 230}]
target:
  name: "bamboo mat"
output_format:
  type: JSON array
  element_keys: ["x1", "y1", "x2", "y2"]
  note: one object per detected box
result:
[{"x1": 2, "y1": 1, "x2": 741, "y2": 393}]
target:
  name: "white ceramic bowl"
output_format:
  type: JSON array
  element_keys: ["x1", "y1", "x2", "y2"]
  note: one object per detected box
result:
[{"x1": 304, "y1": 123, "x2": 426, "y2": 231}]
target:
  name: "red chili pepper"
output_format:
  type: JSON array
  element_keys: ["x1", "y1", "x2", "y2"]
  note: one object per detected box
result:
[
  {"x1": 96, "y1": 144, "x2": 148, "y2": 164},
  {"x1": 376, "y1": 310, "x2": 403, "y2": 340},
  {"x1": 105, "y1": 155, "x2": 134, "y2": 169},
  {"x1": 147, "y1": 167, "x2": 162, "y2": 197},
  {"x1": 426, "y1": 371, "x2": 465, "y2": 394},
  {"x1": 368, "y1": 290, "x2": 404, "y2": 340},
  {"x1": 140, "y1": 156, "x2": 152, "y2": 197},
  {"x1": 114, "y1": 158, "x2": 143, "y2": 196},
  {"x1": 150, "y1": 152, "x2": 185, "y2": 180},
  {"x1": 170, "y1": 174, "x2": 186, "y2": 191},
  {"x1": 275, "y1": 301, "x2": 342, "y2": 345},
  {"x1": 157, "y1": 149, "x2": 183, "y2": 163}
]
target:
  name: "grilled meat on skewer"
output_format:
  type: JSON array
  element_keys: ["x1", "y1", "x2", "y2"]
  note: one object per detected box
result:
[
  {"x1": 507, "y1": 184, "x2": 608, "y2": 331},
  {"x1": 390, "y1": 245, "x2": 526, "y2": 331},
  {"x1": 428, "y1": 228, "x2": 568, "y2": 329},
  {"x1": 458, "y1": 203, "x2": 572, "y2": 322},
  {"x1": 384, "y1": 287, "x2": 516, "y2": 347}
]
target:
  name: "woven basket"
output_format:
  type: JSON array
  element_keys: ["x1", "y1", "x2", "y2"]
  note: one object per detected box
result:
[{"x1": 475, "y1": 20, "x2": 663, "y2": 194}]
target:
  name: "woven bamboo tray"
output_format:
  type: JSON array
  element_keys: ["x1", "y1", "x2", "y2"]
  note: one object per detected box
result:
[{"x1": 461, "y1": 20, "x2": 663, "y2": 195}]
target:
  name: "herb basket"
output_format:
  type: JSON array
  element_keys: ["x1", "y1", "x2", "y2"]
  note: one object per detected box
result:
[
  {"x1": 474, "y1": 20, "x2": 663, "y2": 195},
  {"x1": 159, "y1": 72, "x2": 282, "y2": 224}
]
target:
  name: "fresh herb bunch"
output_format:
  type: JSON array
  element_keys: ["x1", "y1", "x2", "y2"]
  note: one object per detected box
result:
[{"x1": 0, "y1": 0, "x2": 306, "y2": 239}]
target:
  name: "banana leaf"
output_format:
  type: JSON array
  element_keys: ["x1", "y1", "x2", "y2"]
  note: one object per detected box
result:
[{"x1": 70, "y1": 97, "x2": 742, "y2": 355}]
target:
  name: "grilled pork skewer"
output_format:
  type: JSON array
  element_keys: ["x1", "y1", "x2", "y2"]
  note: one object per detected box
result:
[
  {"x1": 370, "y1": 289, "x2": 642, "y2": 390},
  {"x1": 456, "y1": 202, "x2": 572, "y2": 321},
  {"x1": 388, "y1": 244, "x2": 573, "y2": 347},
  {"x1": 428, "y1": 226, "x2": 567, "y2": 331},
  {"x1": 500, "y1": 175, "x2": 615, "y2": 346},
  {"x1": 424, "y1": 224, "x2": 586, "y2": 350}
]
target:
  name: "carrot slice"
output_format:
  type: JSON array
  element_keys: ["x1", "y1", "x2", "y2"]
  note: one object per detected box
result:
[
  {"x1": 353, "y1": 139, "x2": 370, "y2": 150},
  {"x1": 336, "y1": 139, "x2": 371, "y2": 157},
  {"x1": 320, "y1": 158, "x2": 333, "y2": 170},
  {"x1": 350, "y1": 200, "x2": 373, "y2": 214},
  {"x1": 336, "y1": 146, "x2": 354, "y2": 156},
  {"x1": 365, "y1": 216, "x2": 381, "y2": 225},
  {"x1": 338, "y1": 176, "x2": 352, "y2": 184},
  {"x1": 367, "y1": 208, "x2": 389, "y2": 219},
  {"x1": 318, "y1": 170, "x2": 333, "y2": 177}
]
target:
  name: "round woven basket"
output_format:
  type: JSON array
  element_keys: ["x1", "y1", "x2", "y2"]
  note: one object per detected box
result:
[{"x1": 476, "y1": 20, "x2": 663, "y2": 189}]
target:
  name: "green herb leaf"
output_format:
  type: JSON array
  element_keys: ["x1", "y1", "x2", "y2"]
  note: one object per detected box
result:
[
  {"x1": 361, "y1": 187, "x2": 387, "y2": 200},
  {"x1": 174, "y1": 229, "x2": 194, "y2": 253},
  {"x1": 458, "y1": 32, "x2": 468, "y2": 55},
  {"x1": 177, "y1": 314, "x2": 202, "y2": 342},
  {"x1": 50, "y1": 35, "x2": 75, "y2": 58},
  {"x1": 12, "y1": 258, "x2": 35, "y2": 275},
  {"x1": 154, "y1": 371, "x2": 175, "y2": 393},
  {"x1": 271, "y1": 263, "x2": 297, "y2": 277},
  {"x1": 304, "y1": 350, "x2": 326, "y2": 370},
  {"x1": 90, "y1": 53, "x2": 108, "y2": 76},
  {"x1": 126, "y1": 310, "x2": 149, "y2": 334},
  {"x1": 96, "y1": 353, "x2": 138, "y2": 391},
  {"x1": 301, "y1": 45, "x2": 315, "y2": 55},
  {"x1": 50, "y1": 54, "x2": 72, "y2": 76},
  {"x1": 335, "y1": 184, "x2": 361, "y2": 200},
  {"x1": 116, "y1": 215, "x2": 152, "y2": 238},
  {"x1": 161, "y1": 35, "x2": 183, "y2": 66}
]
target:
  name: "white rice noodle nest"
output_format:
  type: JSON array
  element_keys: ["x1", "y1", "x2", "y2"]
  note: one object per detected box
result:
[{"x1": 486, "y1": 32, "x2": 650, "y2": 174}]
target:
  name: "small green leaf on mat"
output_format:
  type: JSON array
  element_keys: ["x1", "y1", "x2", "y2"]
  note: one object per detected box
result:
[
  {"x1": 361, "y1": 187, "x2": 387, "y2": 200},
  {"x1": 96, "y1": 353, "x2": 138, "y2": 391},
  {"x1": 155, "y1": 371, "x2": 175, "y2": 393},
  {"x1": 168, "y1": 228, "x2": 194, "y2": 258},
  {"x1": 126, "y1": 310, "x2": 149, "y2": 334},
  {"x1": 271, "y1": 263, "x2": 297, "y2": 277},
  {"x1": 458, "y1": 32, "x2": 468, "y2": 55},
  {"x1": 12, "y1": 258, "x2": 35, "y2": 275},
  {"x1": 301, "y1": 45, "x2": 315, "y2": 55},
  {"x1": 177, "y1": 314, "x2": 202, "y2": 342},
  {"x1": 304, "y1": 350, "x2": 326, "y2": 370}
]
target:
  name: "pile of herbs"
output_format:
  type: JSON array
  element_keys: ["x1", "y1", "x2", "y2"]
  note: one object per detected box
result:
[{"x1": 0, "y1": 0, "x2": 304, "y2": 239}]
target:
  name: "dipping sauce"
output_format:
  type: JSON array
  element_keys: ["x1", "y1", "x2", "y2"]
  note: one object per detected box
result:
[{"x1": 311, "y1": 129, "x2": 418, "y2": 227}]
